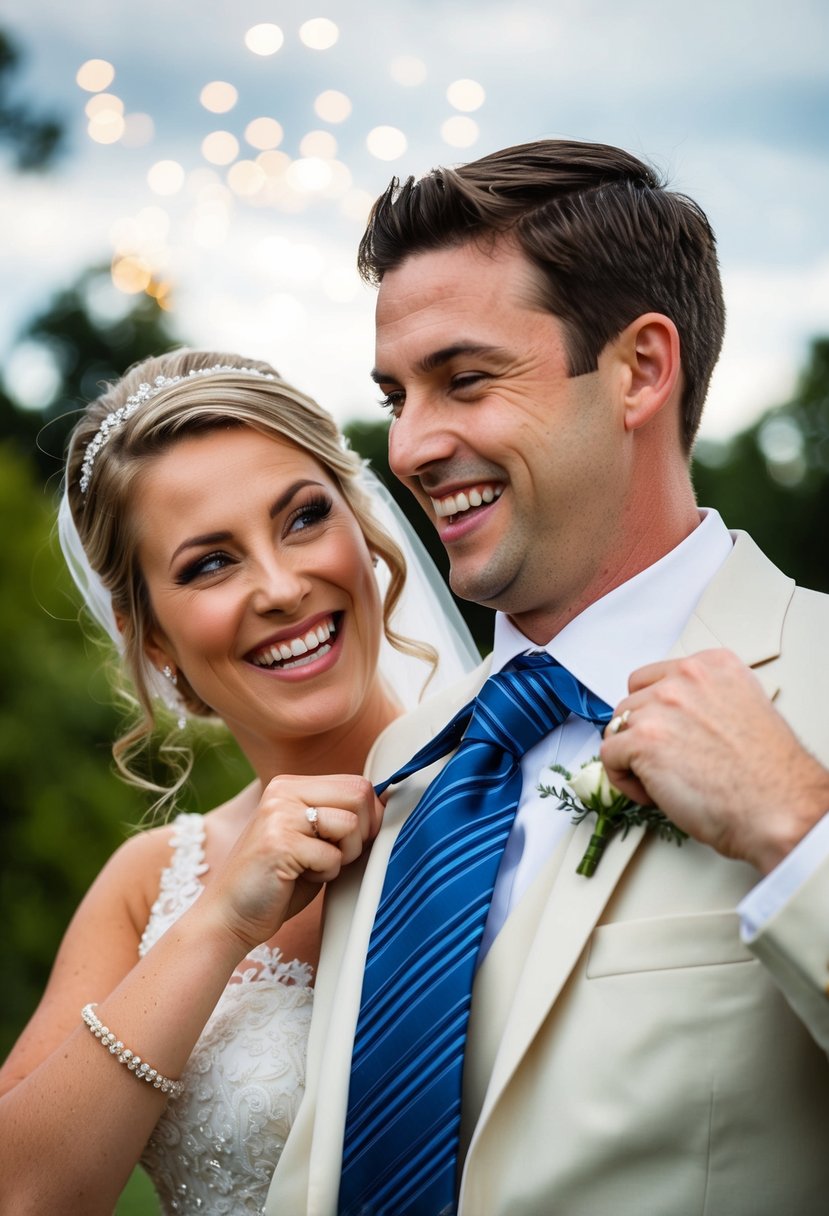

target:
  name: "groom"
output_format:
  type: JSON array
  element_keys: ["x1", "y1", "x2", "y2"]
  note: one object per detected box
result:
[{"x1": 269, "y1": 141, "x2": 829, "y2": 1214}]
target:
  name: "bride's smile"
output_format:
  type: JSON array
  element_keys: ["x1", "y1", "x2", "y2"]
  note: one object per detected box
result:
[{"x1": 133, "y1": 426, "x2": 390, "y2": 772}]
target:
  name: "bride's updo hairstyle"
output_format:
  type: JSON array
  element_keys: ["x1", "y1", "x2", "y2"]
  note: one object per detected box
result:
[{"x1": 62, "y1": 348, "x2": 424, "y2": 799}]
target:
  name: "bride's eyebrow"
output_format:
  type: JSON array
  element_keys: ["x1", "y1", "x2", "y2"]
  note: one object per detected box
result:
[
  {"x1": 169, "y1": 480, "x2": 325, "y2": 567},
  {"x1": 268, "y1": 479, "x2": 324, "y2": 518}
]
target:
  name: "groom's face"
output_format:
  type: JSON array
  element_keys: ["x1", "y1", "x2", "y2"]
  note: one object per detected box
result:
[{"x1": 374, "y1": 239, "x2": 634, "y2": 643}]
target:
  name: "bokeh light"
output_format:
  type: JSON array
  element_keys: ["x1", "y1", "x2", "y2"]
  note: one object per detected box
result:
[
  {"x1": 245, "y1": 118, "x2": 284, "y2": 151},
  {"x1": 287, "y1": 157, "x2": 334, "y2": 193},
  {"x1": 227, "y1": 160, "x2": 267, "y2": 197},
  {"x1": 446, "y1": 78, "x2": 486, "y2": 112},
  {"x1": 200, "y1": 81, "x2": 238, "y2": 113},
  {"x1": 245, "y1": 23, "x2": 285, "y2": 55},
  {"x1": 202, "y1": 131, "x2": 240, "y2": 165},
  {"x1": 366, "y1": 125, "x2": 407, "y2": 160},
  {"x1": 2, "y1": 342, "x2": 62, "y2": 410},
  {"x1": 111, "y1": 254, "x2": 153, "y2": 294},
  {"x1": 147, "y1": 160, "x2": 185, "y2": 195},
  {"x1": 85, "y1": 93, "x2": 124, "y2": 119},
  {"x1": 88, "y1": 109, "x2": 125, "y2": 145},
  {"x1": 314, "y1": 90, "x2": 352, "y2": 123},
  {"x1": 257, "y1": 150, "x2": 292, "y2": 177},
  {"x1": 300, "y1": 130, "x2": 337, "y2": 159},
  {"x1": 389, "y1": 56, "x2": 427, "y2": 86},
  {"x1": 441, "y1": 115, "x2": 480, "y2": 148},
  {"x1": 76, "y1": 59, "x2": 115, "y2": 92},
  {"x1": 299, "y1": 18, "x2": 339, "y2": 50},
  {"x1": 321, "y1": 159, "x2": 353, "y2": 198}
]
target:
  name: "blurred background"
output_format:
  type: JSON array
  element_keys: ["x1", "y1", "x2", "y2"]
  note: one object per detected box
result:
[{"x1": 1, "y1": 3, "x2": 827, "y2": 1211}]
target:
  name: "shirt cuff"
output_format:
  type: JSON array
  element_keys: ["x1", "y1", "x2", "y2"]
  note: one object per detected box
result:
[{"x1": 738, "y1": 810, "x2": 829, "y2": 941}]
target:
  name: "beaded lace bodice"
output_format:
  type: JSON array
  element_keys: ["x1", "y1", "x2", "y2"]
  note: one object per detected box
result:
[{"x1": 138, "y1": 813, "x2": 314, "y2": 1214}]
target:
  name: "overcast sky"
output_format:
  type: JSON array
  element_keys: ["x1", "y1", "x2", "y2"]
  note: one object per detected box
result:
[{"x1": 2, "y1": 0, "x2": 828, "y2": 440}]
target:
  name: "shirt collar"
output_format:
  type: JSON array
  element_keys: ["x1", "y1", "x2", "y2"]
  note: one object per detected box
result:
[{"x1": 491, "y1": 508, "x2": 734, "y2": 707}]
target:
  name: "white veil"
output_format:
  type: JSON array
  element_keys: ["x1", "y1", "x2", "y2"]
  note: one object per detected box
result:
[
  {"x1": 57, "y1": 471, "x2": 479, "y2": 716},
  {"x1": 361, "y1": 469, "x2": 480, "y2": 705}
]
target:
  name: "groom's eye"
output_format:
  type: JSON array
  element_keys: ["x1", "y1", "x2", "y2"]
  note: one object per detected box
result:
[{"x1": 378, "y1": 390, "x2": 405, "y2": 416}]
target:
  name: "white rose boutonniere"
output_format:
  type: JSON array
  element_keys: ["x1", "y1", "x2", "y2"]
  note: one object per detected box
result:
[{"x1": 539, "y1": 758, "x2": 687, "y2": 877}]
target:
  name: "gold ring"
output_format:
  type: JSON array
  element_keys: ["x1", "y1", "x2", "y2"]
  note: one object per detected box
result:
[
  {"x1": 608, "y1": 709, "x2": 631, "y2": 736},
  {"x1": 305, "y1": 806, "x2": 320, "y2": 837}
]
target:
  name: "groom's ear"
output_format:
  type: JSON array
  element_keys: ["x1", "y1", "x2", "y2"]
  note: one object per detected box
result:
[{"x1": 615, "y1": 313, "x2": 681, "y2": 433}]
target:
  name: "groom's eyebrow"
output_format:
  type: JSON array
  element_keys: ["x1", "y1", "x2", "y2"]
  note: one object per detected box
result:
[{"x1": 371, "y1": 342, "x2": 506, "y2": 383}]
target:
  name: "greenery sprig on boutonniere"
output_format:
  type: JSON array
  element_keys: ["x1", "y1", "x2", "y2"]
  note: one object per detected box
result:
[{"x1": 538, "y1": 758, "x2": 688, "y2": 877}]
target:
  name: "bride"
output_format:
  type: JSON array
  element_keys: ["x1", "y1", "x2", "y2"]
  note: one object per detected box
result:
[{"x1": 0, "y1": 350, "x2": 476, "y2": 1214}]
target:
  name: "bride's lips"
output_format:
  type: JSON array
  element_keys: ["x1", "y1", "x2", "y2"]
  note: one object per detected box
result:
[{"x1": 245, "y1": 612, "x2": 342, "y2": 678}]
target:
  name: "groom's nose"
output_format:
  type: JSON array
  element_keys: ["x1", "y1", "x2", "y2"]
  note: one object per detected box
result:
[{"x1": 388, "y1": 397, "x2": 461, "y2": 487}]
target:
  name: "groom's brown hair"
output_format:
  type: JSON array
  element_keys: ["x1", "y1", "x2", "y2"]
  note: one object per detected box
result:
[{"x1": 357, "y1": 139, "x2": 725, "y2": 451}]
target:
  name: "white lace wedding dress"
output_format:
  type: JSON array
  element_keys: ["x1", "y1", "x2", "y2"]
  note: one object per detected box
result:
[{"x1": 138, "y1": 814, "x2": 314, "y2": 1214}]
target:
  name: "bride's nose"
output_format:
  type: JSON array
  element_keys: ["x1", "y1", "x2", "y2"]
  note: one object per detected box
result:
[{"x1": 249, "y1": 554, "x2": 311, "y2": 616}]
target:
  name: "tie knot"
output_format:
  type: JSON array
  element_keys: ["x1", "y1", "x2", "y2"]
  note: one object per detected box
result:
[{"x1": 464, "y1": 652, "x2": 611, "y2": 758}]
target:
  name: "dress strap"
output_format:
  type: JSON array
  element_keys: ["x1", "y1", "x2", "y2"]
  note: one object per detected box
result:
[{"x1": 138, "y1": 813, "x2": 209, "y2": 957}]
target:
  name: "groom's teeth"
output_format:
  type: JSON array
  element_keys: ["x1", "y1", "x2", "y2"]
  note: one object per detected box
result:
[{"x1": 432, "y1": 484, "x2": 502, "y2": 519}]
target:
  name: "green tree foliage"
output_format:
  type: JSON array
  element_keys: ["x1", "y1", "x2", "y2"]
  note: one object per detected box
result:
[
  {"x1": 693, "y1": 337, "x2": 829, "y2": 593},
  {"x1": 0, "y1": 445, "x2": 252, "y2": 1061},
  {"x1": 0, "y1": 30, "x2": 63, "y2": 171},
  {"x1": 0, "y1": 266, "x2": 181, "y2": 483}
]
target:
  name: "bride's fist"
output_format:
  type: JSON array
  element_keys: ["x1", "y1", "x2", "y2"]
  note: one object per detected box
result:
[{"x1": 197, "y1": 774, "x2": 381, "y2": 956}]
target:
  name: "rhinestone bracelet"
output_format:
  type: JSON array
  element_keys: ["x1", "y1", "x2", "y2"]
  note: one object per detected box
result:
[{"x1": 81, "y1": 1003, "x2": 184, "y2": 1099}]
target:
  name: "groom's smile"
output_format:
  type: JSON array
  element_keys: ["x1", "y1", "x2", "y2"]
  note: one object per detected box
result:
[{"x1": 375, "y1": 238, "x2": 636, "y2": 642}]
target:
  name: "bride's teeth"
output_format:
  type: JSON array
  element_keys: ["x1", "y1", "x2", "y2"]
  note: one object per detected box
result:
[
  {"x1": 481, "y1": 487, "x2": 494, "y2": 503},
  {"x1": 252, "y1": 616, "x2": 336, "y2": 667}
]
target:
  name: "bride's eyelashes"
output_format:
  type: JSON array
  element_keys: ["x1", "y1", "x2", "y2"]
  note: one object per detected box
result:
[
  {"x1": 173, "y1": 494, "x2": 335, "y2": 585},
  {"x1": 285, "y1": 493, "x2": 333, "y2": 533},
  {"x1": 175, "y1": 550, "x2": 235, "y2": 584}
]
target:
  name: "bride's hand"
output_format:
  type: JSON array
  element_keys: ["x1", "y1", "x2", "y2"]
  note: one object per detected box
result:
[{"x1": 197, "y1": 774, "x2": 383, "y2": 956}]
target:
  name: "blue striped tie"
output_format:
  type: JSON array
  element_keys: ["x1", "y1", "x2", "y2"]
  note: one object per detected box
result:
[{"x1": 339, "y1": 652, "x2": 611, "y2": 1215}]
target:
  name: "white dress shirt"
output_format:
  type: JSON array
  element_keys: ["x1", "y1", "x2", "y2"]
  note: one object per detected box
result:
[{"x1": 477, "y1": 508, "x2": 823, "y2": 960}]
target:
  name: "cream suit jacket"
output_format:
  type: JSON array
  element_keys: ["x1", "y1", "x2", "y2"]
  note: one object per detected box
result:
[{"x1": 267, "y1": 533, "x2": 829, "y2": 1216}]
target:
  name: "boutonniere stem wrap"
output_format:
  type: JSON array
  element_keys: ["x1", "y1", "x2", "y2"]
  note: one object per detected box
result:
[{"x1": 539, "y1": 758, "x2": 688, "y2": 877}]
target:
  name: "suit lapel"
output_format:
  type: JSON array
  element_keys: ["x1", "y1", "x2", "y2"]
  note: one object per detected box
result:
[
  {"x1": 670, "y1": 530, "x2": 793, "y2": 696},
  {"x1": 465, "y1": 530, "x2": 795, "y2": 1169}
]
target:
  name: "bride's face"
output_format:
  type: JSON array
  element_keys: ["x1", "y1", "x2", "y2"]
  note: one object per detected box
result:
[{"x1": 132, "y1": 426, "x2": 385, "y2": 752}]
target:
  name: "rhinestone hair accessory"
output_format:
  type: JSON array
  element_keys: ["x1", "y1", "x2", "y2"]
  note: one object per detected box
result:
[{"x1": 79, "y1": 365, "x2": 276, "y2": 493}]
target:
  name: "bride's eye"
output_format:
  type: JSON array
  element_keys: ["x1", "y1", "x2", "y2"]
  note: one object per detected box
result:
[
  {"x1": 175, "y1": 551, "x2": 233, "y2": 584},
  {"x1": 287, "y1": 493, "x2": 333, "y2": 533}
]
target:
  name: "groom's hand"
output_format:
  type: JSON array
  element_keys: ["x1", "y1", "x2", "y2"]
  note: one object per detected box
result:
[{"x1": 600, "y1": 648, "x2": 829, "y2": 874}]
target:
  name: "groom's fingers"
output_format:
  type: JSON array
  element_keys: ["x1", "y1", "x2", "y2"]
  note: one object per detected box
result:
[{"x1": 601, "y1": 648, "x2": 829, "y2": 871}]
